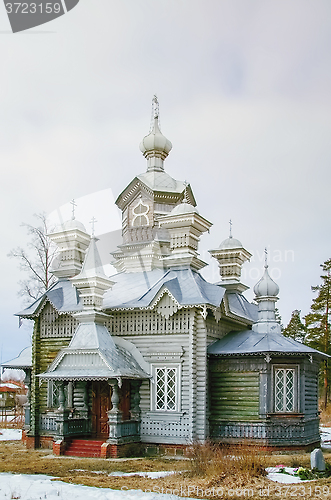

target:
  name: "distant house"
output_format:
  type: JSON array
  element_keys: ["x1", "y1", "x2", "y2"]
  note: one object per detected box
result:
[
  {"x1": 15, "y1": 99, "x2": 327, "y2": 457},
  {"x1": 1, "y1": 347, "x2": 32, "y2": 426}
]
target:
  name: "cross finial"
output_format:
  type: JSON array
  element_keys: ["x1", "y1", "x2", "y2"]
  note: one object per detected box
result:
[
  {"x1": 90, "y1": 216, "x2": 97, "y2": 237},
  {"x1": 264, "y1": 247, "x2": 268, "y2": 268},
  {"x1": 152, "y1": 95, "x2": 159, "y2": 119},
  {"x1": 150, "y1": 95, "x2": 160, "y2": 132},
  {"x1": 70, "y1": 199, "x2": 77, "y2": 220},
  {"x1": 229, "y1": 219, "x2": 233, "y2": 238}
]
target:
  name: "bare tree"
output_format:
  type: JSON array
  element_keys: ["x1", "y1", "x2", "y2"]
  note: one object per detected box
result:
[{"x1": 8, "y1": 213, "x2": 57, "y2": 304}]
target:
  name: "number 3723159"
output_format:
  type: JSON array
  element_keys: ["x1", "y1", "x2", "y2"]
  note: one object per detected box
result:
[{"x1": 5, "y1": 3, "x2": 62, "y2": 14}]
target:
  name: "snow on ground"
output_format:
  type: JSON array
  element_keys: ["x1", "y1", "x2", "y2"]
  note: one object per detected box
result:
[
  {"x1": 320, "y1": 426, "x2": 331, "y2": 449},
  {"x1": 72, "y1": 470, "x2": 175, "y2": 478},
  {"x1": 0, "y1": 473, "x2": 194, "y2": 500},
  {"x1": 0, "y1": 428, "x2": 22, "y2": 441},
  {"x1": 266, "y1": 467, "x2": 308, "y2": 484}
]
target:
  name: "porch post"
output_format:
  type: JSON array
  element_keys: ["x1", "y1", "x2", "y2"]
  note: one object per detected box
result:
[
  {"x1": 107, "y1": 380, "x2": 123, "y2": 440},
  {"x1": 54, "y1": 382, "x2": 70, "y2": 440},
  {"x1": 23, "y1": 369, "x2": 31, "y2": 432}
]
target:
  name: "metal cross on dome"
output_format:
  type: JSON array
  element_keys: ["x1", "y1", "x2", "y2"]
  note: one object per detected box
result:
[
  {"x1": 264, "y1": 247, "x2": 268, "y2": 268},
  {"x1": 70, "y1": 199, "x2": 77, "y2": 220},
  {"x1": 229, "y1": 219, "x2": 232, "y2": 238},
  {"x1": 150, "y1": 95, "x2": 160, "y2": 132},
  {"x1": 90, "y1": 216, "x2": 97, "y2": 237}
]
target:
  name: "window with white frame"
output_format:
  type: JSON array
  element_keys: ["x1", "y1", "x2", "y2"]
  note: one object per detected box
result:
[
  {"x1": 274, "y1": 367, "x2": 297, "y2": 413},
  {"x1": 154, "y1": 366, "x2": 179, "y2": 412}
]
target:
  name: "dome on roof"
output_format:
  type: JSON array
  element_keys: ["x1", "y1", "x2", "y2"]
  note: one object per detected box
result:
[
  {"x1": 219, "y1": 236, "x2": 243, "y2": 249},
  {"x1": 254, "y1": 267, "x2": 279, "y2": 298},
  {"x1": 55, "y1": 219, "x2": 87, "y2": 233},
  {"x1": 170, "y1": 202, "x2": 199, "y2": 216},
  {"x1": 139, "y1": 117, "x2": 172, "y2": 160}
]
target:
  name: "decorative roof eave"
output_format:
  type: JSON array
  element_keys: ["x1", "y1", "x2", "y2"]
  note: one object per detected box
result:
[
  {"x1": 17, "y1": 297, "x2": 82, "y2": 319},
  {"x1": 38, "y1": 374, "x2": 145, "y2": 381},
  {"x1": 208, "y1": 351, "x2": 328, "y2": 360}
]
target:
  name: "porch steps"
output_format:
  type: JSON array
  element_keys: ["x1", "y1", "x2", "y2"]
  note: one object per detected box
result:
[{"x1": 64, "y1": 439, "x2": 105, "y2": 457}]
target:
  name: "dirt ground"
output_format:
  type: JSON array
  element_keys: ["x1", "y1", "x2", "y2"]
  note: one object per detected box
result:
[{"x1": 1, "y1": 440, "x2": 331, "y2": 499}]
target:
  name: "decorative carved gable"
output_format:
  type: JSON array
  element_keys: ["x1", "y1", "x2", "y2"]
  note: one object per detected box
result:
[{"x1": 153, "y1": 290, "x2": 180, "y2": 319}]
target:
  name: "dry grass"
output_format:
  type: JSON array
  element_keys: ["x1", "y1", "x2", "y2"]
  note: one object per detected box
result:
[
  {"x1": 1, "y1": 441, "x2": 331, "y2": 499},
  {"x1": 319, "y1": 403, "x2": 331, "y2": 426},
  {"x1": 187, "y1": 440, "x2": 269, "y2": 479}
]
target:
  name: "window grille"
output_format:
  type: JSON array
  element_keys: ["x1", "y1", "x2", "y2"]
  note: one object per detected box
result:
[
  {"x1": 275, "y1": 368, "x2": 295, "y2": 412},
  {"x1": 47, "y1": 381, "x2": 69, "y2": 409},
  {"x1": 155, "y1": 366, "x2": 178, "y2": 411}
]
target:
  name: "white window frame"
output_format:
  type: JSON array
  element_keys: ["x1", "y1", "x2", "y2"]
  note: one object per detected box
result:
[
  {"x1": 273, "y1": 365, "x2": 299, "y2": 413},
  {"x1": 151, "y1": 364, "x2": 181, "y2": 413}
]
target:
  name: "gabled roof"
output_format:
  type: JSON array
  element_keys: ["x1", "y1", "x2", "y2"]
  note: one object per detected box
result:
[
  {"x1": 1, "y1": 346, "x2": 32, "y2": 369},
  {"x1": 16, "y1": 268, "x2": 257, "y2": 325},
  {"x1": 208, "y1": 328, "x2": 329, "y2": 359},
  {"x1": 103, "y1": 268, "x2": 226, "y2": 310},
  {"x1": 39, "y1": 322, "x2": 149, "y2": 381},
  {"x1": 16, "y1": 279, "x2": 82, "y2": 318},
  {"x1": 115, "y1": 174, "x2": 196, "y2": 209}
]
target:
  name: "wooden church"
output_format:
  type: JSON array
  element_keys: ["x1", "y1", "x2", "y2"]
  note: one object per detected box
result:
[{"x1": 16, "y1": 98, "x2": 327, "y2": 457}]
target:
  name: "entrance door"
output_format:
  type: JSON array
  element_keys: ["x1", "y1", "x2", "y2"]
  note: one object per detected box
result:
[{"x1": 91, "y1": 381, "x2": 111, "y2": 438}]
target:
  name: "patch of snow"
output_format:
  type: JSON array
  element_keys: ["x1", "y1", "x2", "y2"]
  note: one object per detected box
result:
[
  {"x1": 267, "y1": 473, "x2": 305, "y2": 484},
  {"x1": 71, "y1": 469, "x2": 176, "y2": 478},
  {"x1": 0, "y1": 473, "x2": 196, "y2": 500},
  {"x1": 0, "y1": 429, "x2": 22, "y2": 441},
  {"x1": 266, "y1": 467, "x2": 315, "y2": 484},
  {"x1": 320, "y1": 426, "x2": 331, "y2": 449},
  {"x1": 108, "y1": 471, "x2": 175, "y2": 478},
  {"x1": 1, "y1": 369, "x2": 25, "y2": 382}
]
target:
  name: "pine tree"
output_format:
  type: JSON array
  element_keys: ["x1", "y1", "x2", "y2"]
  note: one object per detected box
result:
[
  {"x1": 283, "y1": 310, "x2": 307, "y2": 343},
  {"x1": 305, "y1": 258, "x2": 331, "y2": 409},
  {"x1": 274, "y1": 307, "x2": 284, "y2": 332}
]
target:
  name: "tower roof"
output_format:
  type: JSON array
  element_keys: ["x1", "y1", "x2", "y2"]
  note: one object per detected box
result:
[
  {"x1": 139, "y1": 96, "x2": 172, "y2": 169},
  {"x1": 253, "y1": 263, "x2": 279, "y2": 298}
]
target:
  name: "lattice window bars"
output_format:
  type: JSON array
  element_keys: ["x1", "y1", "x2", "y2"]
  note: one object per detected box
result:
[
  {"x1": 155, "y1": 366, "x2": 178, "y2": 411},
  {"x1": 275, "y1": 368, "x2": 295, "y2": 412}
]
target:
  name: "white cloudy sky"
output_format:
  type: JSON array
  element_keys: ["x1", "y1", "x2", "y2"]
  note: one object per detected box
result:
[{"x1": 1, "y1": 0, "x2": 331, "y2": 362}]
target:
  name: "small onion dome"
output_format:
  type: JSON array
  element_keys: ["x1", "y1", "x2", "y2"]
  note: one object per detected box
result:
[
  {"x1": 139, "y1": 117, "x2": 172, "y2": 160},
  {"x1": 254, "y1": 267, "x2": 279, "y2": 297},
  {"x1": 54, "y1": 219, "x2": 87, "y2": 233},
  {"x1": 170, "y1": 202, "x2": 199, "y2": 216},
  {"x1": 219, "y1": 235, "x2": 243, "y2": 250}
]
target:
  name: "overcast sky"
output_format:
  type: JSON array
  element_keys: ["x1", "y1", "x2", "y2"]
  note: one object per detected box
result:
[{"x1": 1, "y1": 0, "x2": 331, "y2": 362}]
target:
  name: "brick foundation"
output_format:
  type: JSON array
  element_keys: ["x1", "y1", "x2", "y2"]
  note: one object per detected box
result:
[{"x1": 53, "y1": 440, "x2": 66, "y2": 456}]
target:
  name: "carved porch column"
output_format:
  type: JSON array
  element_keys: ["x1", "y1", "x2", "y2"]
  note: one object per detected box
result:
[
  {"x1": 107, "y1": 380, "x2": 123, "y2": 441},
  {"x1": 54, "y1": 382, "x2": 70, "y2": 440}
]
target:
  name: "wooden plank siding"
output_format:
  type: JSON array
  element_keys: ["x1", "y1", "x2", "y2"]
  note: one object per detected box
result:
[{"x1": 210, "y1": 371, "x2": 260, "y2": 421}]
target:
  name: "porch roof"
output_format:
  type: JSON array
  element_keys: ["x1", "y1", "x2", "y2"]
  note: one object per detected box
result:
[{"x1": 39, "y1": 322, "x2": 150, "y2": 381}]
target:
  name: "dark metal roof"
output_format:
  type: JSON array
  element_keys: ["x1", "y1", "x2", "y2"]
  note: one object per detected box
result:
[
  {"x1": 16, "y1": 279, "x2": 82, "y2": 318},
  {"x1": 17, "y1": 269, "x2": 257, "y2": 325},
  {"x1": 103, "y1": 268, "x2": 226, "y2": 310},
  {"x1": 208, "y1": 328, "x2": 329, "y2": 359}
]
